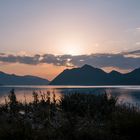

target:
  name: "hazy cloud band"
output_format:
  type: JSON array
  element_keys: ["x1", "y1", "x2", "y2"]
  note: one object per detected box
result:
[{"x1": 0, "y1": 50, "x2": 140, "y2": 70}]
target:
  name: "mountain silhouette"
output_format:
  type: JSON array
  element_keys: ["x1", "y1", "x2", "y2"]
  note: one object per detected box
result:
[
  {"x1": 49, "y1": 64, "x2": 140, "y2": 85},
  {"x1": 0, "y1": 71, "x2": 49, "y2": 85}
]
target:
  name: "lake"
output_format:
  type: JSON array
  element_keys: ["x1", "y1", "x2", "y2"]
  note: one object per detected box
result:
[{"x1": 0, "y1": 85, "x2": 140, "y2": 105}]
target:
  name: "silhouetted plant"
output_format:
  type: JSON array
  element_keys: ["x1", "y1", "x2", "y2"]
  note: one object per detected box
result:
[
  {"x1": 32, "y1": 91, "x2": 39, "y2": 105},
  {"x1": 8, "y1": 89, "x2": 19, "y2": 114},
  {"x1": 0, "y1": 90, "x2": 140, "y2": 140}
]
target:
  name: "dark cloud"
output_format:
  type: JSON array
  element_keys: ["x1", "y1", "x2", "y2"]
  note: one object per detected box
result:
[
  {"x1": 0, "y1": 53, "x2": 5, "y2": 55},
  {"x1": 0, "y1": 54, "x2": 40, "y2": 65},
  {"x1": 0, "y1": 50, "x2": 140, "y2": 70},
  {"x1": 122, "y1": 50, "x2": 140, "y2": 57}
]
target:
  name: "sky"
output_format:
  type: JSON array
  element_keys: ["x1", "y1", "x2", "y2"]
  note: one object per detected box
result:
[{"x1": 0, "y1": 0, "x2": 140, "y2": 80}]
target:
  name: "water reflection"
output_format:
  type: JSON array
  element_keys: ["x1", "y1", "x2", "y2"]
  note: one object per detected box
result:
[
  {"x1": 0, "y1": 87, "x2": 62, "y2": 104},
  {"x1": 0, "y1": 86, "x2": 140, "y2": 105}
]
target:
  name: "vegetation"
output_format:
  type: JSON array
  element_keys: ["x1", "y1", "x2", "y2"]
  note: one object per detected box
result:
[{"x1": 0, "y1": 89, "x2": 140, "y2": 140}]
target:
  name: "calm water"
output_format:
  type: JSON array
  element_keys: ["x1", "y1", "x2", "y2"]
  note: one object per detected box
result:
[{"x1": 0, "y1": 85, "x2": 140, "y2": 105}]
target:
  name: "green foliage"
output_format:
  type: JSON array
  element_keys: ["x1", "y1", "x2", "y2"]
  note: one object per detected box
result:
[{"x1": 0, "y1": 90, "x2": 140, "y2": 140}]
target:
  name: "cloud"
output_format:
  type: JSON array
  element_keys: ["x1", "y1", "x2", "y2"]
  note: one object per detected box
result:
[
  {"x1": 0, "y1": 53, "x2": 5, "y2": 56},
  {"x1": 122, "y1": 49, "x2": 140, "y2": 58},
  {"x1": 0, "y1": 54, "x2": 40, "y2": 65},
  {"x1": 136, "y1": 27, "x2": 140, "y2": 31},
  {"x1": 0, "y1": 50, "x2": 140, "y2": 70},
  {"x1": 136, "y1": 42, "x2": 140, "y2": 46},
  {"x1": 124, "y1": 50, "x2": 140, "y2": 55}
]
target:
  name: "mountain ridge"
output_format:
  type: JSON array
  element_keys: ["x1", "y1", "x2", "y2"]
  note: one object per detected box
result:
[
  {"x1": 0, "y1": 72, "x2": 49, "y2": 85},
  {"x1": 50, "y1": 64, "x2": 140, "y2": 85}
]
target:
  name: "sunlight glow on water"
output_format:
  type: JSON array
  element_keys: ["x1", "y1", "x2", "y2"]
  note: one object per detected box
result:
[{"x1": 0, "y1": 85, "x2": 140, "y2": 105}]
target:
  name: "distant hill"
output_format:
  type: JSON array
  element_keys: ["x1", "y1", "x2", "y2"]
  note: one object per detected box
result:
[
  {"x1": 49, "y1": 64, "x2": 140, "y2": 85},
  {"x1": 0, "y1": 71, "x2": 49, "y2": 85}
]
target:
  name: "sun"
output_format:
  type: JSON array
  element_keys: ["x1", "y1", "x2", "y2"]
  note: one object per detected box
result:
[
  {"x1": 54, "y1": 36, "x2": 87, "y2": 55},
  {"x1": 60, "y1": 42, "x2": 84, "y2": 55},
  {"x1": 64, "y1": 45, "x2": 81, "y2": 55}
]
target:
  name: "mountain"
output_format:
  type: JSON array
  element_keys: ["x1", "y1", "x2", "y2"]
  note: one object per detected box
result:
[
  {"x1": 49, "y1": 64, "x2": 140, "y2": 85},
  {"x1": 0, "y1": 71, "x2": 49, "y2": 85}
]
